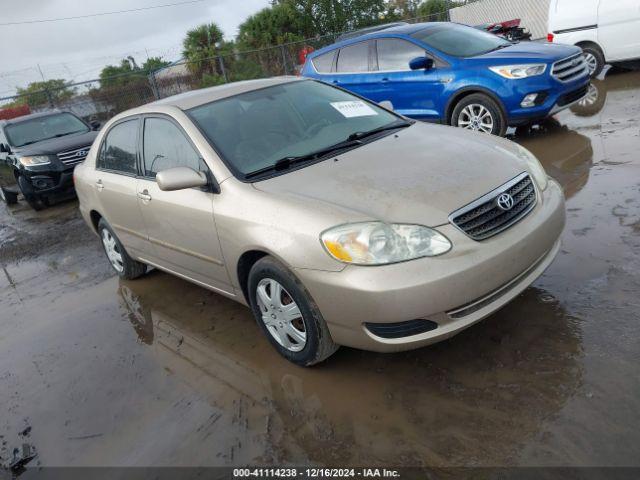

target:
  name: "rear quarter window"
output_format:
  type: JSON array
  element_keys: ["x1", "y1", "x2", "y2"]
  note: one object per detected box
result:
[{"x1": 311, "y1": 51, "x2": 336, "y2": 73}]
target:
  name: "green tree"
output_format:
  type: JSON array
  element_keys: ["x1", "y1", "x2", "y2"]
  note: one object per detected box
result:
[
  {"x1": 237, "y1": 2, "x2": 311, "y2": 50},
  {"x1": 141, "y1": 56, "x2": 171, "y2": 73},
  {"x1": 416, "y1": 0, "x2": 449, "y2": 21},
  {"x1": 14, "y1": 79, "x2": 75, "y2": 108},
  {"x1": 283, "y1": 0, "x2": 396, "y2": 36},
  {"x1": 99, "y1": 57, "x2": 142, "y2": 88},
  {"x1": 182, "y1": 23, "x2": 228, "y2": 77}
]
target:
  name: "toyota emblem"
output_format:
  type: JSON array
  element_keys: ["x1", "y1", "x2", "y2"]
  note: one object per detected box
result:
[{"x1": 496, "y1": 193, "x2": 515, "y2": 211}]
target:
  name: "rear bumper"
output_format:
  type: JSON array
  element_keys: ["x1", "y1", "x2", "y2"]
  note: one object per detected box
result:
[{"x1": 296, "y1": 179, "x2": 565, "y2": 352}]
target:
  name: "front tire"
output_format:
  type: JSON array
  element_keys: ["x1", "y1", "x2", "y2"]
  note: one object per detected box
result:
[
  {"x1": 98, "y1": 218, "x2": 147, "y2": 280},
  {"x1": 248, "y1": 256, "x2": 338, "y2": 366},
  {"x1": 451, "y1": 93, "x2": 507, "y2": 136}
]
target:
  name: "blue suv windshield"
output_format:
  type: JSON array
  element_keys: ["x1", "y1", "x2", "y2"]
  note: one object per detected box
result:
[{"x1": 411, "y1": 23, "x2": 511, "y2": 57}]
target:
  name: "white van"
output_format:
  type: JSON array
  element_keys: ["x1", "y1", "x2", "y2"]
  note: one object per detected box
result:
[{"x1": 548, "y1": 0, "x2": 640, "y2": 77}]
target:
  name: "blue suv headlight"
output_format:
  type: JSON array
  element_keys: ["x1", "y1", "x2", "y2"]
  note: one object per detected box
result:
[{"x1": 489, "y1": 64, "x2": 547, "y2": 79}]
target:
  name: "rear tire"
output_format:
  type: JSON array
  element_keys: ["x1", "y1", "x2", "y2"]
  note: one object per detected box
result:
[
  {"x1": 17, "y1": 175, "x2": 46, "y2": 211},
  {"x1": 581, "y1": 44, "x2": 605, "y2": 78},
  {"x1": 98, "y1": 218, "x2": 147, "y2": 280},
  {"x1": 451, "y1": 93, "x2": 507, "y2": 136},
  {"x1": 248, "y1": 256, "x2": 338, "y2": 366}
]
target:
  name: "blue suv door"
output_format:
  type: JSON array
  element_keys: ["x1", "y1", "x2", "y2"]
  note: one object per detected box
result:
[
  {"x1": 330, "y1": 40, "x2": 382, "y2": 102},
  {"x1": 367, "y1": 38, "x2": 445, "y2": 120}
]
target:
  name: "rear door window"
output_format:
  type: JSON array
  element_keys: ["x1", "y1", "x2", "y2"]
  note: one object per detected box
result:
[
  {"x1": 142, "y1": 117, "x2": 202, "y2": 178},
  {"x1": 336, "y1": 41, "x2": 370, "y2": 72},
  {"x1": 376, "y1": 38, "x2": 425, "y2": 71},
  {"x1": 97, "y1": 119, "x2": 139, "y2": 175},
  {"x1": 311, "y1": 51, "x2": 336, "y2": 73}
]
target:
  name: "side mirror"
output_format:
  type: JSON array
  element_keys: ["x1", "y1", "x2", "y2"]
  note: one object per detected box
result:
[
  {"x1": 156, "y1": 167, "x2": 208, "y2": 191},
  {"x1": 409, "y1": 56, "x2": 434, "y2": 71},
  {"x1": 0, "y1": 143, "x2": 9, "y2": 153},
  {"x1": 378, "y1": 100, "x2": 394, "y2": 111},
  {"x1": 90, "y1": 121, "x2": 101, "y2": 130}
]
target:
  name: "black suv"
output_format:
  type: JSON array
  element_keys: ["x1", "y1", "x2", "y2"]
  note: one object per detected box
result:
[{"x1": 0, "y1": 111, "x2": 99, "y2": 210}]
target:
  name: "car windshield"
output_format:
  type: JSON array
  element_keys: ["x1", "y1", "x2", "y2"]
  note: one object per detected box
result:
[
  {"x1": 5, "y1": 112, "x2": 89, "y2": 147},
  {"x1": 411, "y1": 23, "x2": 511, "y2": 57},
  {"x1": 188, "y1": 80, "x2": 402, "y2": 179}
]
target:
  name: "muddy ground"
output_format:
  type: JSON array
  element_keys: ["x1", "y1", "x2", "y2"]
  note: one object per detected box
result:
[{"x1": 1, "y1": 70, "x2": 639, "y2": 469}]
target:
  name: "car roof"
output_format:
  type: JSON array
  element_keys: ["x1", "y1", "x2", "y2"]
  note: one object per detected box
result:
[
  {"x1": 144, "y1": 76, "x2": 303, "y2": 111},
  {"x1": 0, "y1": 110, "x2": 67, "y2": 127},
  {"x1": 309, "y1": 22, "x2": 443, "y2": 58}
]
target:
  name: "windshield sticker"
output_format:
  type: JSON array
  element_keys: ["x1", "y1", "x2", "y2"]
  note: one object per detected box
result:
[{"x1": 330, "y1": 101, "x2": 378, "y2": 118}]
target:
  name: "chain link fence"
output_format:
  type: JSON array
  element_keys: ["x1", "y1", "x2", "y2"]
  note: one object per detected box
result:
[{"x1": 0, "y1": 1, "x2": 543, "y2": 125}]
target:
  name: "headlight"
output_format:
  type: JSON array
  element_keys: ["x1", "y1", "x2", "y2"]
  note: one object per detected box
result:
[
  {"x1": 489, "y1": 64, "x2": 546, "y2": 79},
  {"x1": 321, "y1": 222, "x2": 451, "y2": 265},
  {"x1": 18, "y1": 155, "x2": 51, "y2": 166},
  {"x1": 517, "y1": 145, "x2": 548, "y2": 190}
]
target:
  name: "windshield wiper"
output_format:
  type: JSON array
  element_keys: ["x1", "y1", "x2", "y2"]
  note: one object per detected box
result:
[
  {"x1": 244, "y1": 138, "x2": 364, "y2": 179},
  {"x1": 347, "y1": 120, "x2": 412, "y2": 142}
]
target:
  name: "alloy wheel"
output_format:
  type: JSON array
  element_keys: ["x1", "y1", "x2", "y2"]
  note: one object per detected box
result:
[
  {"x1": 584, "y1": 52, "x2": 598, "y2": 75},
  {"x1": 458, "y1": 104, "x2": 494, "y2": 134},
  {"x1": 256, "y1": 278, "x2": 307, "y2": 352},
  {"x1": 102, "y1": 229, "x2": 124, "y2": 273}
]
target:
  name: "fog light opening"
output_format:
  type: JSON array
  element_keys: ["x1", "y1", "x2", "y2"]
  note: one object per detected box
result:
[{"x1": 521, "y1": 93, "x2": 539, "y2": 108}]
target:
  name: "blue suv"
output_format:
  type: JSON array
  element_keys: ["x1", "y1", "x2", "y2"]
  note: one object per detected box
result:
[{"x1": 302, "y1": 22, "x2": 591, "y2": 136}]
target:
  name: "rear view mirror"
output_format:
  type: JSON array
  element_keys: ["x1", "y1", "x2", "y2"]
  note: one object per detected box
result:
[
  {"x1": 409, "y1": 56, "x2": 434, "y2": 70},
  {"x1": 156, "y1": 167, "x2": 207, "y2": 191},
  {"x1": 378, "y1": 100, "x2": 394, "y2": 111}
]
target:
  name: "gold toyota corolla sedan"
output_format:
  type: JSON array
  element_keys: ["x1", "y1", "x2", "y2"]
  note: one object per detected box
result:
[{"x1": 74, "y1": 77, "x2": 565, "y2": 366}]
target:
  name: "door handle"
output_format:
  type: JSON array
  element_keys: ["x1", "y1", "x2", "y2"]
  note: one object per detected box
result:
[
  {"x1": 381, "y1": 77, "x2": 389, "y2": 82},
  {"x1": 332, "y1": 80, "x2": 340, "y2": 84},
  {"x1": 95, "y1": 179, "x2": 104, "y2": 191},
  {"x1": 137, "y1": 190, "x2": 152, "y2": 202}
]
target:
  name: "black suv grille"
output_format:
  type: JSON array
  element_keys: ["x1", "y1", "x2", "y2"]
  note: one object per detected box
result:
[
  {"x1": 449, "y1": 173, "x2": 537, "y2": 241},
  {"x1": 57, "y1": 145, "x2": 92, "y2": 165}
]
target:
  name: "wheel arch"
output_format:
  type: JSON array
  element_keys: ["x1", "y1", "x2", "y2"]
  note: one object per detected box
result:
[
  {"x1": 89, "y1": 210, "x2": 103, "y2": 234},
  {"x1": 575, "y1": 40, "x2": 604, "y2": 56},
  {"x1": 237, "y1": 249, "x2": 270, "y2": 304},
  {"x1": 445, "y1": 87, "x2": 508, "y2": 125}
]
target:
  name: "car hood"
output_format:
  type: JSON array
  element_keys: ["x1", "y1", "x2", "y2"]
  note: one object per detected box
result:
[
  {"x1": 253, "y1": 123, "x2": 532, "y2": 227},
  {"x1": 12, "y1": 130, "x2": 98, "y2": 156},
  {"x1": 474, "y1": 41, "x2": 581, "y2": 63}
]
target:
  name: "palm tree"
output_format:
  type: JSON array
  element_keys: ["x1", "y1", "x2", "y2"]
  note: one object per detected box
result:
[{"x1": 182, "y1": 23, "x2": 225, "y2": 76}]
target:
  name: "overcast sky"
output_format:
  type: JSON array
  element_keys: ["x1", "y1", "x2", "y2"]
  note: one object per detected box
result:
[{"x1": 0, "y1": 0, "x2": 270, "y2": 97}]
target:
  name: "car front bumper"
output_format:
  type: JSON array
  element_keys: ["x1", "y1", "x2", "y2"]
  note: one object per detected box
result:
[
  {"x1": 505, "y1": 75, "x2": 591, "y2": 126},
  {"x1": 21, "y1": 166, "x2": 76, "y2": 197},
  {"x1": 296, "y1": 179, "x2": 565, "y2": 352}
]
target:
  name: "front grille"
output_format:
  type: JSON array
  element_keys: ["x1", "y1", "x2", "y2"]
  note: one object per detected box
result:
[
  {"x1": 365, "y1": 319, "x2": 438, "y2": 339},
  {"x1": 552, "y1": 53, "x2": 589, "y2": 82},
  {"x1": 449, "y1": 173, "x2": 537, "y2": 241},
  {"x1": 557, "y1": 84, "x2": 589, "y2": 107},
  {"x1": 57, "y1": 145, "x2": 91, "y2": 165}
]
